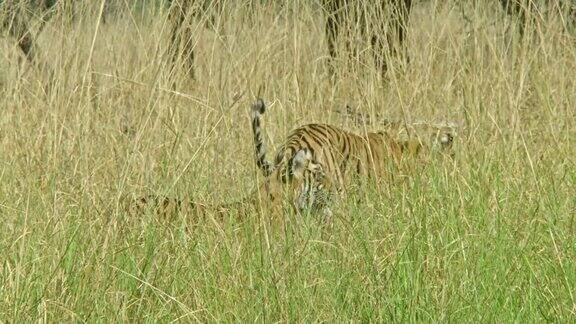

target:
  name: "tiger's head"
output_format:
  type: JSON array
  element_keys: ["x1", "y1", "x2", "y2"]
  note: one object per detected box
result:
[
  {"x1": 259, "y1": 149, "x2": 333, "y2": 217},
  {"x1": 395, "y1": 123, "x2": 457, "y2": 159}
]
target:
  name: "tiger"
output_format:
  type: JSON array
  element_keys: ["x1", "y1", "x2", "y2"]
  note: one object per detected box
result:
[
  {"x1": 250, "y1": 98, "x2": 455, "y2": 208},
  {"x1": 127, "y1": 147, "x2": 334, "y2": 227},
  {"x1": 338, "y1": 103, "x2": 458, "y2": 160}
]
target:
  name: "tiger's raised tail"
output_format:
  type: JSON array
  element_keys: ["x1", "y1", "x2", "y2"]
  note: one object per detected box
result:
[{"x1": 251, "y1": 99, "x2": 274, "y2": 177}]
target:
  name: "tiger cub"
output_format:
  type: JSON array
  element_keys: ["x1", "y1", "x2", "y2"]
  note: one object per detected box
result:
[{"x1": 128, "y1": 148, "x2": 334, "y2": 224}]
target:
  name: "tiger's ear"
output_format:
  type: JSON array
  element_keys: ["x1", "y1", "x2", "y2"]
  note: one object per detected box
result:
[
  {"x1": 430, "y1": 131, "x2": 454, "y2": 151},
  {"x1": 439, "y1": 132, "x2": 454, "y2": 149},
  {"x1": 291, "y1": 149, "x2": 312, "y2": 179}
]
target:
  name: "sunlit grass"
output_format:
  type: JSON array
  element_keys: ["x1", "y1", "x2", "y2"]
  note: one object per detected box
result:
[{"x1": 0, "y1": 0, "x2": 574, "y2": 321}]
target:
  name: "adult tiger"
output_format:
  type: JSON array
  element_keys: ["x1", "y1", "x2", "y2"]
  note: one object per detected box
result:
[
  {"x1": 128, "y1": 148, "x2": 334, "y2": 225},
  {"x1": 250, "y1": 99, "x2": 454, "y2": 202},
  {"x1": 336, "y1": 103, "x2": 457, "y2": 157}
]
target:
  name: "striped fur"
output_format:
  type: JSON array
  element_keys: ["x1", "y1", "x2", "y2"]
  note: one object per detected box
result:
[
  {"x1": 251, "y1": 99, "x2": 274, "y2": 177},
  {"x1": 250, "y1": 99, "x2": 455, "y2": 202},
  {"x1": 128, "y1": 148, "x2": 334, "y2": 223}
]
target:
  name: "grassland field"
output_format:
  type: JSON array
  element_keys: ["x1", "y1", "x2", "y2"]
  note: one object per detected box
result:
[{"x1": 0, "y1": 1, "x2": 574, "y2": 321}]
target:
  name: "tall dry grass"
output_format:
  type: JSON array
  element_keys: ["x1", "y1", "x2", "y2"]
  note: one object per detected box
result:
[{"x1": 0, "y1": 0, "x2": 574, "y2": 321}]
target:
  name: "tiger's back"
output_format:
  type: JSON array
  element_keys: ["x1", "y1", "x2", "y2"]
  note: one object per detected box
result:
[{"x1": 277, "y1": 123, "x2": 404, "y2": 189}]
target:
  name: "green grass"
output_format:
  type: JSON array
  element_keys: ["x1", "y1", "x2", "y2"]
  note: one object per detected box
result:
[{"x1": 1, "y1": 0, "x2": 575, "y2": 321}]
